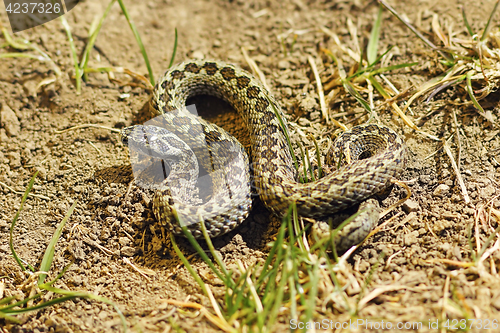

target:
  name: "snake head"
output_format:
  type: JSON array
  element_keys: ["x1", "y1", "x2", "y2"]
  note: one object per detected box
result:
[
  {"x1": 119, "y1": 126, "x2": 135, "y2": 146},
  {"x1": 120, "y1": 125, "x2": 195, "y2": 162}
]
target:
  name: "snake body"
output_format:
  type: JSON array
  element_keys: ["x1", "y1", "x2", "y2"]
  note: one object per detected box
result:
[{"x1": 120, "y1": 60, "x2": 407, "y2": 247}]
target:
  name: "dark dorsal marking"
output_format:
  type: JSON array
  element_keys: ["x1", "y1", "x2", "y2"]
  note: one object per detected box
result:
[
  {"x1": 185, "y1": 63, "x2": 201, "y2": 73},
  {"x1": 203, "y1": 62, "x2": 218, "y2": 76},
  {"x1": 236, "y1": 76, "x2": 251, "y2": 89},
  {"x1": 170, "y1": 70, "x2": 185, "y2": 80},
  {"x1": 220, "y1": 67, "x2": 236, "y2": 81},
  {"x1": 246, "y1": 86, "x2": 261, "y2": 99}
]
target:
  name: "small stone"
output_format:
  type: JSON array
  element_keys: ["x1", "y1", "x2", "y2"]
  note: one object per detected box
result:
[
  {"x1": 480, "y1": 185, "x2": 496, "y2": 198},
  {"x1": 492, "y1": 296, "x2": 500, "y2": 311},
  {"x1": 419, "y1": 175, "x2": 431, "y2": 184},
  {"x1": 278, "y1": 60, "x2": 289, "y2": 69},
  {"x1": 119, "y1": 236, "x2": 131, "y2": 246},
  {"x1": 94, "y1": 128, "x2": 110, "y2": 140},
  {"x1": 402, "y1": 199, "x2": 420, "y2": 213},
  {"x1": 0, "y1": 103, "x2": 20, "y2": 137},
  {"x1": 403, "y1": 230, "x2": 419, "y2": 246},
  {"x1": 433, "y1": 184, "x2": 450, "y2": 197},
  {"x1": 70, "y1": 275, "x2": 83, "y2": 286},
  {"x1": 309, "y1": 111, "x2": 321, "y2": 120},
  {"x1": 120, "y1": 246, "x2": 136, "y2": 257},
  {"x1": 98, "y1": 310, "x2": 109, "y2": 320},
  {"x1": 192, "y1": 51, "x2": 204, "y2": 59},
  {"x1": 6, "y1": 152, "x2": 21, "y2": 168},
  {"x1": 34, "y1": 166, "x2": 47, "y2": 179},
  {"x1": 439, "y1": 242, "x2": 452, "y2": 252},
  {"x1": 45, "y1": 318, "x2": 57, "y2": 327},
  {"x1": 298, "y1": 96, "x2": 317, "y2": 112},
  {"x1": 282, "y1": 87, "x2": 292, "y2": 97}
]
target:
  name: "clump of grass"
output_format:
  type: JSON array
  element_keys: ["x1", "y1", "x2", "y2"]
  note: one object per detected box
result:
[
  {"x1": 1, "y1": 173, "x2": 127, "y2": 331},
  {"x1": 379, "y1": 0, "x2": 500, "y2": 124},
  {"x1": 165, "y1": 202, "x2": 392, "y2": 332},
  {"x1": 319, "y1": 4, "x2": 439, "y2": 140},
  {"x1": 60, "y1": 0, "x2": 179, "y2": 94},
  {"x1": 0, "y1": 23, "x2": 61, "y2": 95}
]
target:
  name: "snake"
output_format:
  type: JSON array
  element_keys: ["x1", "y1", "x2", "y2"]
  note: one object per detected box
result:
[{"x1": 120, "y1": 59, "x2": 407, "y2": 250}]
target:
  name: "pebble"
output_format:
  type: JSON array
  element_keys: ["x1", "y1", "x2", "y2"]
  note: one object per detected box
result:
[
  {"x1": 6, "y1": 152, "x2": 21, "y2": 168},
  {"x1": 433, "y1": 184, "x2": 450, "y2": 197},
  {"x1": 0, "y1": 103, "x2": 20, "y2": 137},
  {"x1": 402, "y1": 199, "x2": 420, "y2": 213},
  {"x1": 119, "y1": 236, "x2": 131, "y2": 246},
  {"x1": 278, "y1": 59, "x2": 289, "y2": 69},
  {"x1": 480, "y1": 184, "x2": 496, "y2": 198},
  {"x1": 492, "y1": 296, "x2": 500, "y2": 311},
  {"x1": 419, "y1": 175, "x2": 431, "y2": 184},
  {"x1": 282, "y1": 87, "x2": 292, "y2": 97},
  {"x1": 192, "y1": 51, "x2": 205, "y2": 59},
  {"x1": 298, "y1": 96, "x2": 317, "y2": 112},
  {"x1": 120, "y1": 246, "x2": 136, "y2": 257},
  {"x1": 403, "y1": 230, "x2": 419, "y2": 246}
]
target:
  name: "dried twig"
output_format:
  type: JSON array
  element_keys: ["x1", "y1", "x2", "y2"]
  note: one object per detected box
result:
[
  {"x1": 443, "y1": 140, "x2": 470, "y2": 204},
  {"x1": 308, "y1": 56, "x2": 329, "y2": 123}
]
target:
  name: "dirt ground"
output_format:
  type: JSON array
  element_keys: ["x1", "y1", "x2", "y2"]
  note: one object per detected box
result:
[{"x1": 1, "y1": 0, "x2": 500, "y2": 332}]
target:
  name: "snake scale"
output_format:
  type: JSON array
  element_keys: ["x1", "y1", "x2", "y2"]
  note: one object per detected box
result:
[{"x1": 120, "y1": 60, "x2": 407, "y2": 250}]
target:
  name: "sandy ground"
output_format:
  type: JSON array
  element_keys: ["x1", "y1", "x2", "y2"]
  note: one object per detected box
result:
[{"x1": 1, "y1": 0, "x2": 500, "y2": 332}]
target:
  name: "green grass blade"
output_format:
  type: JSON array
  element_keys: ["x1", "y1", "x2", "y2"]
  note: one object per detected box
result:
[
  {"x1": 80, "y1": 0, "x2": 117, "y2": 80},
  {"x1": 461, "y1": 6, "x2": 474, "y2": 37},
  {"x1": 302, "y1": 259, "x2": 320, "y2": 325},
  {"x1": 256, "y1": 206, "x2": 290, "y2": 287},
  {"x1": 60, "y1": 16, "x2": 82, "y2": 94},
  {"x1": 199, "y1": 216, "x2": 231, "y2": 285},
  {"x1": 263, "y1": 243, "x2": 289, "y2": 330},
  {"x1": 266, "y1": 95, "x2": 304, "y2": 182},
  {"x1": 0, "y1": 311, "x2": 21, "y2": 323},
  {"x1": 367, "y1": 4, "x2": 383, "y2": 65},
  {"x1": 367, "y1": 74, "x2": 390, "y2": 98},
  {"x1": 178, "y1": 221, "x2": 227, "y2": 285},
  {"x1": 368, "y1": 44, "x2": 393, "y2": 67},
  {"x1": 3, "y1": 295, "x2": 78, "y2": 314},
  {"x1": 0, "y1": 296, "x2": 16, "y2": 306},
  {"x1": 370, "y1": 62, "x2": 418, "y2": 76},
  {"x1": 38, "y1": 201, "x2": 77, "y2": 285},
  {"x1": 117, "y1": 0, "x2": 154, "y2": 85},
  {"x1": 43, "y1": 262, "x2": 73, "y2": 287},
  {"x1": 465, "y1": 71, "x2": 488, "y2": 117},
  {"x1": 0, "y1": 53, "x2": 45, "y2": 60},
  {"x1": 343, "y1": 80, "x2": 372, "y2": 113},
  {"x1": 5, "y1": 284, "x2": 128, "y2": 331},
  {"x1": 168, "y1": 28, "x2": 178, "y2": 68},
  {"x1": 1, "y1": 27, "x2": 60, "y2": 76},
  {"x1": 481, "y1": 0, "x2": 500, "y2": 41},
  {"x1": 170, "y1": 233, "x2": 209, "y2": 297},
  {"x1": 9, "y1": 172, "x2": 39, "y2": 272},
  {"x1": 0, "y1": 294, "x2": 42, "y2": 312}
]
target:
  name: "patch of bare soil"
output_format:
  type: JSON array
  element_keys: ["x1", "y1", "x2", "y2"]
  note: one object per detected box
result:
[{"x1": 1, "y1": 0, "x2": 500, "y2": 332}]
